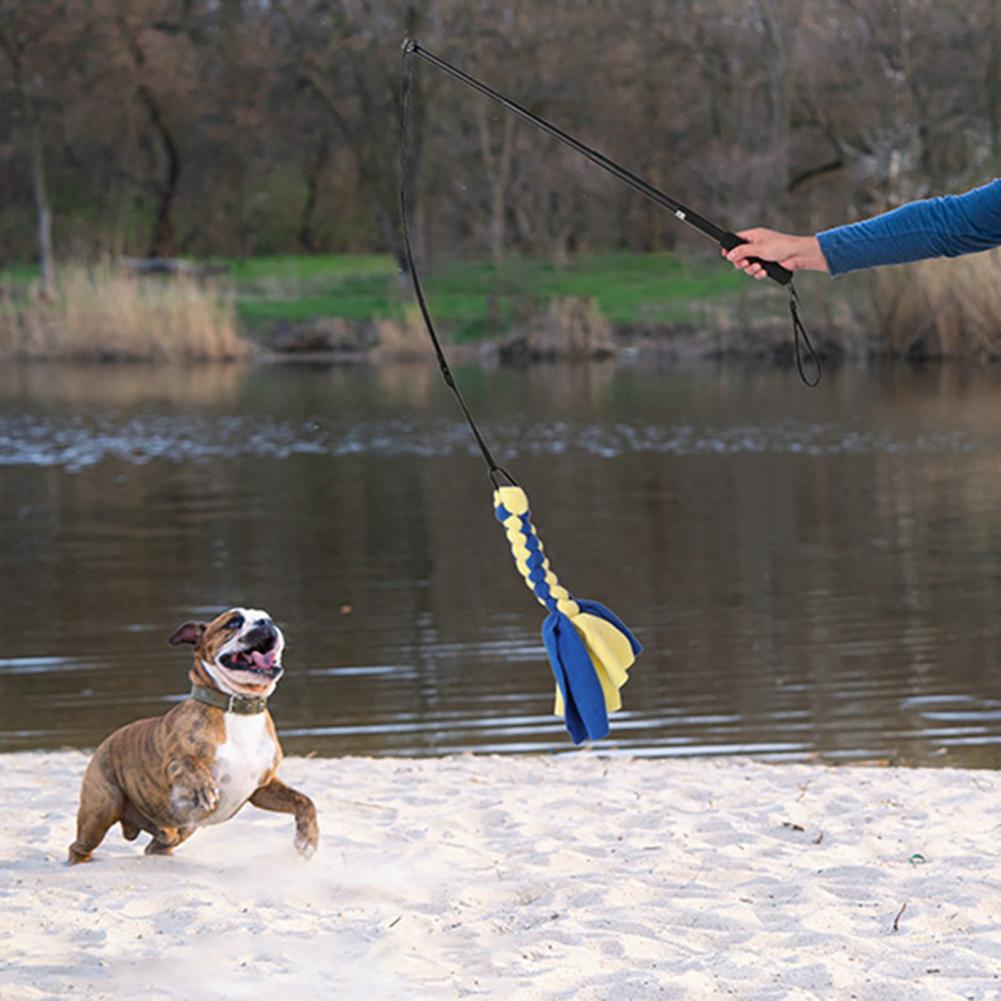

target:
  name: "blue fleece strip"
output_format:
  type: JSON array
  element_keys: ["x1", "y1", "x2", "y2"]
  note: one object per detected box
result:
[
  {"x1": 542, "y1": 611, "x2": 610, "y2": 744},
  {"x1": 575, "y1": 599, "x2": 643, "y2": 656},
  {"x1": 817, "y1": 178, "x2": 1001, "y2": 276}
]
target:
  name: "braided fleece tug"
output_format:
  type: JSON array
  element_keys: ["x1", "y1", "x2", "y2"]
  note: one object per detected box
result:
[{"x1": 494, "y1": 486, "x2": 641, "y2": 744}]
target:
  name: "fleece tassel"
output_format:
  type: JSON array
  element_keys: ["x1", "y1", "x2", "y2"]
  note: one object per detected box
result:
[{"x1": 494, "y1": 485, "x2": 641, "y2": 743}]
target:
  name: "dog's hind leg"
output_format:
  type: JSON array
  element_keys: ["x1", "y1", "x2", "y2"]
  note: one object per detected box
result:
[
  {"x1": 68, "y1": 762, "x2": 125, "y2": 865},
  {"x1": 120, "y1": 800, "x2": 153, "y2": 842}
]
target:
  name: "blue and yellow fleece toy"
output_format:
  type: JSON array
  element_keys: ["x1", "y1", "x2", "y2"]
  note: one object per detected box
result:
[{"x1": 493, "y1": 485, "x2": 641, "y2": 743}]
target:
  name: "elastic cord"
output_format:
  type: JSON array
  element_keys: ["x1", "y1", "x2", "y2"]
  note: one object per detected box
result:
[
  {"x1": 399, "y1": 49, "x2": 508, "y2": 480},
  {"x1": 788, "y1": 283, "x2": 821, "y2": 387}
]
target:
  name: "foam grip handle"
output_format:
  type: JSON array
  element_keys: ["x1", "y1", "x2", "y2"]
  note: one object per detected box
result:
[{"x1": 719, "y1": 232, "x2": 793, "y2": 286}]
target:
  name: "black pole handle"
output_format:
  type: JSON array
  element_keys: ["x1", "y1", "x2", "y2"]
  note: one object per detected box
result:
[{"x1": 719, "y1": 231, "x2": 793, "y2": 286}]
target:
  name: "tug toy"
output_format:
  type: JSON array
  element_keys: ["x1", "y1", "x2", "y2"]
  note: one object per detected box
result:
[{"x1": 494, "y1": 485, "x2": 640, "y2": 743}]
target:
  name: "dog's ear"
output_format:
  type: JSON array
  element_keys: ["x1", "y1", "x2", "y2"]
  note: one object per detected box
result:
[{"x1": 168, "y1": 621, "x2": 205, "y2": 647}]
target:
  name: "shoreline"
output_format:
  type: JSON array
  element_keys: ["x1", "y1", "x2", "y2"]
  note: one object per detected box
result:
[
  {"x1": 3, "y1": 751, "x2": 1001, "y2": 999},
  {"x1": 5, "y1": 247, "x2": 1001, "y2": 365}
]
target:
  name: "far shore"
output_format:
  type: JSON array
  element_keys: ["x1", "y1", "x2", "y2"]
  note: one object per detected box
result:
[{"x1": 4, "y1": 249, "x2": 1001, "y2": 364}]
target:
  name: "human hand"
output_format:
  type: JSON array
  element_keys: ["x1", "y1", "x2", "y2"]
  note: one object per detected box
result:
[{"x1": 722, "y1": 229, "x2": 829, "y2": 279}]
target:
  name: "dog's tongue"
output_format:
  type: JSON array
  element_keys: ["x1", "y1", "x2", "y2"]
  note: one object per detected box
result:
[{"x1": 250, "y1": 649, "x2": 277, "y2": 670}]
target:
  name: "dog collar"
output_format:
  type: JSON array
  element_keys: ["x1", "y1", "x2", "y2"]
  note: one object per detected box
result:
[{"x1": 190, "y1": 684, "x2": 268, "y2": 715}]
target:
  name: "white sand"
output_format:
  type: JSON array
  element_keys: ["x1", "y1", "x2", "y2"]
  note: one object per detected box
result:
[{"x1": 2, "y1": 752, "x2": 1001, "y2": 1000}]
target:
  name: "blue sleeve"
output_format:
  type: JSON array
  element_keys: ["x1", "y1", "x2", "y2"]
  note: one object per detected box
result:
[{"x1": 816, "y1": 179, "x2": 1001, "y2": 276}]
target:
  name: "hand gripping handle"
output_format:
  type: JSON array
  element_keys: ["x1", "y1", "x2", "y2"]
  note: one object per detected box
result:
[{"x1": 720, "y1": 231, "x2": 793, "y2": 286}]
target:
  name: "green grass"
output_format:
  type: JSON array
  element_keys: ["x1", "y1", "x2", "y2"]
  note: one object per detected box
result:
[
  {"x1": 2, "y1": 252, "x2": 746, "y2": 340},
  {"x1": 224, "y1": 251, "x2": 745, "y2": 339},
  {"x1": 0, "y1": 263, "x2": 42, "y2": 286}
]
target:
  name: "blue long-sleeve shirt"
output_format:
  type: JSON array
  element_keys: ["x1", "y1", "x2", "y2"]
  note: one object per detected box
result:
[{"x1": 817, "y1": 178, "x2": 1001, "y2": 276}]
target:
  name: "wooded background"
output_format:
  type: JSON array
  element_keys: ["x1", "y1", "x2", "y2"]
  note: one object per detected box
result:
[{"x1": 2, "y1": 0, "x2": 999, "y2": 270}]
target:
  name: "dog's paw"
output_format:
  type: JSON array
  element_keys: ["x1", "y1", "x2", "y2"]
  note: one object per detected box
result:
[
  {"x1": 67, "y1": 843, "x2": 93, "y2": 865},
  {"x1": 294, "y1": 823, "x2": 318, "y2": 859},
  {"x1": 179, "y1": 781, "x2": 219, "y2": 816},
  {"x1": 195, "y1": 783, "x2": 219, "y2": 813}
]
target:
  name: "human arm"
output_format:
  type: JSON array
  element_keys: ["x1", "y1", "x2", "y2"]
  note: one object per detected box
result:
[{"x1": 725, "y1": 178, "x2": 1001, "y2": 278}]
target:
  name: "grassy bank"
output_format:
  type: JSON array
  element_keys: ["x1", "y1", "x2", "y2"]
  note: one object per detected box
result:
[
  {"x1": 3, "y1": 249, "x2": 999, "y2": 362},
  {"x1": 0, "y1": 252, "x2": 748, "y2": 361},
  {"x1": 225, "y1": 251, "x2": 747, "y2": 341}
]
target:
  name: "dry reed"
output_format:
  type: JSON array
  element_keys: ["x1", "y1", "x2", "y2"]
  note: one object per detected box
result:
[
  {"x1": 497, "y1": 297, "x2": 616, "y2": 362},
  {"x1": 0, "y1": 265, "x2": 251, "y2": 362},
  {"x1": 872, "y1": 248, "x2": 1001, "y2": 360},
  {"x1": 372, "y1": 304, "x2": 434, "y2": 360}
]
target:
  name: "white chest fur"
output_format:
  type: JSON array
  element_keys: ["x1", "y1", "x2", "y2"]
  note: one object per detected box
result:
[{"x1": 205, "y1": 713, "x2": 277, "y2": 826}]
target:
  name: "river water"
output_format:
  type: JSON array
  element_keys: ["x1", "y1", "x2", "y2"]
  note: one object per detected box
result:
[{"x1": 3, "y1": 360, "x2": 1001, "y2": 765}]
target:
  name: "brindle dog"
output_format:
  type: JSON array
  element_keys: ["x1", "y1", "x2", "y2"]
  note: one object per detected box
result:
[{"x1": 68, "y1": 608, "x2": 317, "y2": 863}]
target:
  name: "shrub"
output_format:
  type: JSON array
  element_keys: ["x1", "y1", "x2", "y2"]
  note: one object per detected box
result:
[
  {"x1": 872, "y1": 248, "x2": 1001, "y2": 360},
  {"x1": 0, "y1": 265, "x2": 251, "y2": 362}
]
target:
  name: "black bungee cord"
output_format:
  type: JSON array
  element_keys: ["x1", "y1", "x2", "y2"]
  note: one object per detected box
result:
[
  {"x1": 398, "y1": 43, "x2": 515, "y2": 489},
  {"x1": 399, "y1": 37, "x2": 821, "y2": 388}
]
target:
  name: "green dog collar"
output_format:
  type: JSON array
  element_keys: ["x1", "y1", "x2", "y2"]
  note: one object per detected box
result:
[{"x1": 190, "y1": 684, "x2": 268, "y2": 715}]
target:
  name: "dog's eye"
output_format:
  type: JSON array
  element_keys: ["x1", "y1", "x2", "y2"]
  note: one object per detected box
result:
[{"x1": 225, "y1": 615, "x2": 244, "y2": 630}]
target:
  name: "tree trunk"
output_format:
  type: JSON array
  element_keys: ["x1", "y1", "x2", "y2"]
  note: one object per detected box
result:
[
  {"x1": 989, "y1": 0, "x2": 1001, "y2": 169},
  {"x1": 138, "y1": 84, "x2": 182, "y2": 257},
  {"x1": 1, "y1": 29, "x2": 55, "y2": 298},
  {"x1": 27, "y1": 109, "x2": 54, "y2": 298},
  {"x1": 117, "y1": 17, "x2": 182, "y2": 257},
  {"x1": 757, "y1": 0, "x2": 794, "y2": 198},
  {"x1": 298, "y1": 142, "x2": 329, "y2": 252},
  {"x1": 477, "y1": 106, "x2": 515, "y2": 265}
]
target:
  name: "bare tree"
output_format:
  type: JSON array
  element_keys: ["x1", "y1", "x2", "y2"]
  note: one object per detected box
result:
[
  {"x1": 111, "y1": 4, "x2": 191, "y2": 257},
  {"x1": 987, "y1": 0, "x2": 1001, "y2": 169},
  {"x1": 0, "y1": 0, "x2": 997, "y2": 264},
  {"x1": 0, "y1": 2, "x2": 65, "y2": 295},
  {"x1": 273, "y1": 0, "x2": 430, "y2": 269}
]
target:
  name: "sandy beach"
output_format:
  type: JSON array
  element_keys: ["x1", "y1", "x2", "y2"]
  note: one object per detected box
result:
[{"x1": 2, "y1": 751, "x2": 1001, "y2": 1000}]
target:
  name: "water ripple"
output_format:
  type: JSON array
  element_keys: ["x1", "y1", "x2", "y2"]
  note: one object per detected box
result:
[{"x1": 0, "y1": 413, "x2": 982, "y2": 470}]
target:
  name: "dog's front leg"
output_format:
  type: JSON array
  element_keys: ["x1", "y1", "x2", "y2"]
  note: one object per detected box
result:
[
  {"x1": 166, "y1": 754, "x2": 219, "y2": 821},
  {"x1": 250, "y1": 778, "x2": 318, "y2": 858},
  {"x1": 144, "y1": 825, "x2": 194, "y2": 856}
]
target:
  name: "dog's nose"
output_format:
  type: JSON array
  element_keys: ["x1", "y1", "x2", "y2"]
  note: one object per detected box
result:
[{"x1": 244, "y1": 621, "x2": 278, "y2": 648}]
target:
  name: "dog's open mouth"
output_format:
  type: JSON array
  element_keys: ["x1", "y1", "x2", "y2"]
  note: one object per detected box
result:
[{"x1": 220, "y1": 646, "x2": 281, "y2": 676}]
